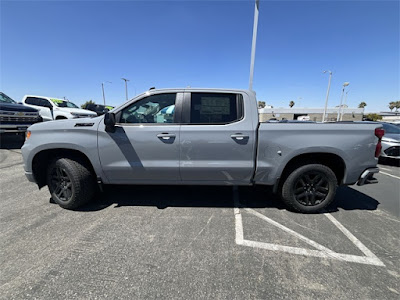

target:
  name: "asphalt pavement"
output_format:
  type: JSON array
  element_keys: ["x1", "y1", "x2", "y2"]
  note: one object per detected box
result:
[{"x1": 1, "y1": 134, "x2": 399, "y2": 299}]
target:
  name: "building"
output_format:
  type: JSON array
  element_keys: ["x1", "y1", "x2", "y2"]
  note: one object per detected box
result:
[
  {"x1": 258, "y1": 107, "x2": 364, "y2": 122},
  {"x1": 379, "y1": 112, "x2": 400, "y2": 123}
]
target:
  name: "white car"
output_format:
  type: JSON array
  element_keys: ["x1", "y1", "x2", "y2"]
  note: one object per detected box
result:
[{"x1": 22, "y1": 95, "x2": 97, "y2": 121}]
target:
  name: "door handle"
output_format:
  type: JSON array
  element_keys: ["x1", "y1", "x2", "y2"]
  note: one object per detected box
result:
[
  {"x1": 231, "y1": 134, "x2": 249, "y2": 141},
  {"x1": 157, "y1": 133, "x2": 176, "y2": 140}
]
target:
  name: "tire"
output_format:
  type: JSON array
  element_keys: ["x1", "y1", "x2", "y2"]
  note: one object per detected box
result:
[
  {"x1": 280, "y1": 164, "x2": 337, "y2": 213},
  {"x1": 47, "y1": 157, "x2": 95, "y2": 209}
]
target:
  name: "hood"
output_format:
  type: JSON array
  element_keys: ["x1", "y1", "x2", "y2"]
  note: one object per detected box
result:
[
  {"x1": 29, "y1": 115, "x2": 103, "y2": 131},
  {"x1": 55, "y1": 107, "x2": 97, "y2": 116},
  {"x1": 0, "y1": 102, "x2": 38, "y2": 113}
]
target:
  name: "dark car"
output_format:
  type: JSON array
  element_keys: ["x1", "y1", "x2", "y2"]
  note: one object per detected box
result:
[
  {"x1": 0, "y1": 92, "x2": 41, "y2": 136},
  {"x1": 85, "y1": 103, "x2": 114, "y2": 116}
]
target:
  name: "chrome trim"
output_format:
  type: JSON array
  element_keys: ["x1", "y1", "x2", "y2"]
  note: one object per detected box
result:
[{"x1": 357, "y1": 167, "x2": 379, "y2": 186}]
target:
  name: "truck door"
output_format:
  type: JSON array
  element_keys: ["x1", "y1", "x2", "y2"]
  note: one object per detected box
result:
[
  {"x1": 179, "y1": 92, "x2": 256, "y2": 184},
  {"x1": 98, "y1": 92, "x2": 182, "y2": 183}
]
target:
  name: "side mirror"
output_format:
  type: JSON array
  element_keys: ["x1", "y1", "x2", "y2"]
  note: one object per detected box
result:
[{"x1": 104, "y1": 112, "x2": 116, "y2": 132}]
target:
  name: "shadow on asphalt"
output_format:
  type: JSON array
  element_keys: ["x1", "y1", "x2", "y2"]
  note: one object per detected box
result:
[
  {"x1": 68, "y1": 184, "x2": 380, "y2": 214},
  {"x1": 0, "y1": 134, "x2": 25, "y2": 150}
]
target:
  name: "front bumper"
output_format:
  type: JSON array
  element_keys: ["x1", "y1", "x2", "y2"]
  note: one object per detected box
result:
[
  {"x1": 24, "y1": 171, "x2": 36, "y2": 183},
  {"x1": 357, "y1": 167, "x2": 379, "y2": 186}
]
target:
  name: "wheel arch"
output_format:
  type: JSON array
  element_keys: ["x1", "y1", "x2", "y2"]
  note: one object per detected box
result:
[
  {"x1": 32, "y1": 148, "x2": 96, "y2": 189},
  {"x1": 276, "y1": 152, "x2": 347, "y2": 193}
]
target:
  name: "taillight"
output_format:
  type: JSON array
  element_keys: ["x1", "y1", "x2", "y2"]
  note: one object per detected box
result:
[{"x1": 375, "y1": 128, "x2": 385, "y2": 157}]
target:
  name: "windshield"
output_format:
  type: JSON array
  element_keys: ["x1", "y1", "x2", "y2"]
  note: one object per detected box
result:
[
  {"x1": 0, "y1": 92, "x2": 17, "y2": 104},
  {"x1": 50, "y1": 98, "x2": 79, "y2": 108},
  {"x1": 382, "y1": 123, "x2": 400, "y2": 134}
]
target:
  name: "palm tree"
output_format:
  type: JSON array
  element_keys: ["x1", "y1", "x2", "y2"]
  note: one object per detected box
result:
[
  {"x1": 389, "y1": 102, "x2": 396, "y2": 112},
  {"x1": 395, "y1": 101, "x2": 400, "y2": 112},
  {"x1": 358, "y1": 102, "x2": 367, "y2": 108},
  {"x1": 289, "y1": 101, "x2": 295, "y2": 108}
]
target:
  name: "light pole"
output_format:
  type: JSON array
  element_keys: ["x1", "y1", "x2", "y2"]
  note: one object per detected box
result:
[
  {"x1": 101, "y1": 81, "x2": 112, "y2": 106},
  {"x1": 337, "y1": 82, "x2": 350, "y2": 121},
  {"x1": 249, "y1": 0, "x2": 260, "y2": 91},
  {"x1": 340, "y1": 90, "x2": 350, "y2": 121},
  {"x1": 322, "y1": 71, "x2": 332, "y2": 122},
  {"x1": 121, "y1": 78, "x2": 129, "y2": 101}
]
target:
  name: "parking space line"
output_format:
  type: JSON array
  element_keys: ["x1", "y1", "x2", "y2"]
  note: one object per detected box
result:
[
  {"x1": 324, "y1": 213, "x2": 380, "y2": 259},
  {"x1": 233, "y1": 189, "x2": 385, "y2": 267},
  {"x1": 244, "y1": 208, "x2": 335, "y2": 253},
  {"x1": 380, "y1": 171, "x2": 400, "y2": 180}
]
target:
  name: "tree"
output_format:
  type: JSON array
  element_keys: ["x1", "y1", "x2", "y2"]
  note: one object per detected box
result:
[
  {"x1": 358, "y1": 102, "x2": 367, "y2": 108},
  {"x1": 81, "y1": 100, "x2": 95, "y2": 109},
  {"x1": 258, "y1": 101, "x2": 266, "y2": 108},
  {"x1": 395, "y1": 100, "x2": 400, "y2": 112},
  {"x1": 289, "y1": 101, "x2": 295, "y2": 108},
  {"x1": 389, "y1": 101, "x2": 396, "y2": 112},
  {"x1": 364, "y1": 113, "x2": 382, "y2": 122}
]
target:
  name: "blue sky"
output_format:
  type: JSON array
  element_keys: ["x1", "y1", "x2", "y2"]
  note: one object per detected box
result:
[{"x1": 1, "y1": 0, "x2": 399, "y2": 112}]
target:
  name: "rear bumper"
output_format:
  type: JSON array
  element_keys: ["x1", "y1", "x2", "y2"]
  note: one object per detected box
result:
[{"x1": 357, "y1": 167, "x2": 379, "y2": 186}]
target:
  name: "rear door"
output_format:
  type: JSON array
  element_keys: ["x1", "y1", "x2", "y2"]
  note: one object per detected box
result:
[{"x1": 179, "y1": 91, "x2": 256, "y2": 184}]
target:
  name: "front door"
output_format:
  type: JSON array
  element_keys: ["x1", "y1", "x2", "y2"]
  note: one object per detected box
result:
[{"x1": 98, "y1": 92, "x2": 182, "y2": 184}]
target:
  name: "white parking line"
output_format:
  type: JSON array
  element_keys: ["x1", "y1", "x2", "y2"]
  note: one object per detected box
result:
[
  {"x1": 380, "y1": 171, "x2": 400, "y2": 180},
  {"x1": 233, "y1": 190, "x2": 385, "y2": 266}
]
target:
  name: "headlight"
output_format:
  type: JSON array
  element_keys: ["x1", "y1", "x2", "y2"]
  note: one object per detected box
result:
[{"x1": 71, "y1": 113, "x2": 80, "y2": 118}]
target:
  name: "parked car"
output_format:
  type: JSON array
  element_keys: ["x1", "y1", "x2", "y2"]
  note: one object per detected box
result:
[
  {"x1": 0, "y1": 92, "x2": 41, "y2": 136},
  {"x1": 85, "y1": 103, "x2": 115, "y2": 116},
  {"x1": 22, "y1": 95, "x2": 97, "y2": 121},
  {"x1": 379, "y1": 122, "x2": 400, "y2": 159},
  {"x1": 22, "y1": 88, "x2": 383, "y2": 213}
]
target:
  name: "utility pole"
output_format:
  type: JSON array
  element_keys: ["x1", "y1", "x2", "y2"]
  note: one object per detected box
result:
[
  {"x1": 101, "y1": 81, "x2": 112, "y2": 106},
  {"x1": 249, "y1": 0, "x2": 260, "y2": 91},
  {"x1": 340, "y1": 90, "x2": 350, "y2": 121},
  {"x1": 337, "y1": 82, "x2": 350, "y2": 121},
  {"x1": 322, "y1": 71, "x2": 332, "y2": 122},
  {"x1": 121, "y1": 78, "x2": 130, "y2": 101}
]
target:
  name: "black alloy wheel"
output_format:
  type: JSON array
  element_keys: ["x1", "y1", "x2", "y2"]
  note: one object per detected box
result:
[
  {"x1": 281, "y1": 164, "x2": 338, "y2": 213},
  {"x1": 293, "y1": 171, "x2": 330, "y2": 206},
  {"x1": 49, "y1": 166, "x2": 74, "y2": 203}
]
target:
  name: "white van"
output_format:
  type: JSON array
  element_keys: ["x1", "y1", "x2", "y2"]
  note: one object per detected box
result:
[{"x1": 22, "y1": 95, "x2": 97, "y2": 121}]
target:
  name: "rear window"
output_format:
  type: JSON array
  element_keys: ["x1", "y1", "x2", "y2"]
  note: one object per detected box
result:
[
  {"x1": 190, "y1": 93, "x2": 243, "y2": 124},
  {"x1": 25, "y1": 97, "x2": 43, "y2": 106}
]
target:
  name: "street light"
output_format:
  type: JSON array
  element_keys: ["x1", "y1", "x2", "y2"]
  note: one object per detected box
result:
[
  {"x1": 249, "y1": 0, "x2": 260, "y2": 90},
  {"x1": 322, "y1": 70, "x2": 332, "y2": 122},
  {"x1": 121, "y1": 78, "x2": 129, "y2": 101},
  {"x1": 340, "y1": 90, "x2": 350, "y2": 121},
  {"x1": 101, "y1": 81, "x2": 112, "y2": 106},
  {"x1": 337, "y1": 82, "x2": 350, "y2": 121}
]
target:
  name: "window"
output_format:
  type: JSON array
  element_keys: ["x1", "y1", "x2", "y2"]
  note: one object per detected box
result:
[
  {"x1": 25, "y1": 97, "x2": 43, "y2": 106},
  {"x1": 120, "y1": 93, "x2": 176, "y2": 124},
  {"x1": 50, "y1": 99, "x2": 79, "y2": 108},
  {"x1": 190, "y1": 93, "x2": 242, "y2": 124}
]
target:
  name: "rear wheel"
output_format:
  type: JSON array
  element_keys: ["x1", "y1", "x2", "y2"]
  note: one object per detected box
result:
[
  {"x1": 281, "y1": 164, "x2": 337, "y2": 213},
  {"x1": 47, "y1": 157, "x2": 95, "y2": 209}
]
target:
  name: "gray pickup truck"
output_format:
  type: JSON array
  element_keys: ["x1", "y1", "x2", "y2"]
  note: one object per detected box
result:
[{"x1": 22, "y1": 88, "x2": 384, "y2": 213}]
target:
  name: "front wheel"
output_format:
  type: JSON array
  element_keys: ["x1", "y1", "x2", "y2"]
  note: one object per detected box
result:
[
  {"x1": 280, "y1": 164, "x2": 337, "y2": 213},
  {"x1": 47, "y1": 157, "x2": 95, "y2": 209}
]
